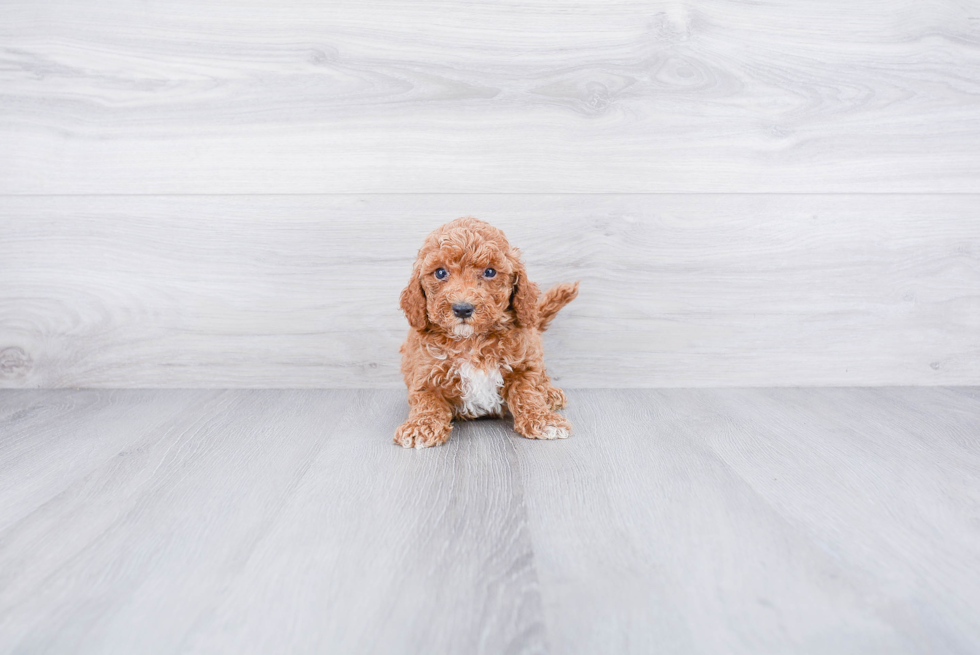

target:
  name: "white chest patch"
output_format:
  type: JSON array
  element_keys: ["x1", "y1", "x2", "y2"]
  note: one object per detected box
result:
[{"x1": 455, "y1": 362, "x2": 504, "y2": 418}]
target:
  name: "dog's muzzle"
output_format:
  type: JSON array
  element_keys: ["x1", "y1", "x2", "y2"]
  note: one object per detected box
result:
[{"x1": 452, "y1": 302, "x2": 475, "y2": 319}]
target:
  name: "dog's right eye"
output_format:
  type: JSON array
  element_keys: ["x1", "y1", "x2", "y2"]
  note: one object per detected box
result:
[{"x1": 434, "y1": 268, "x2": 448, "y2": 280}]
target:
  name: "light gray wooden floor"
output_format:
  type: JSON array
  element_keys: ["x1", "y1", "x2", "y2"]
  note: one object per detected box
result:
[{"x1": 1, "y1": 388, "x2": 978, "y2": 654}]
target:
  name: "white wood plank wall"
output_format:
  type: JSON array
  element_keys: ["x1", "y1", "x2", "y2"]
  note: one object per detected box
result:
[
  {"x1": 2, "y1": 196, "x2": 978, "y2": 388},
  {"x1": 2, "y1": 1, "x2": 979, "y2": 387},
  {"x1": 3, "y1": 0, "x2": 980, "y2": 194}
]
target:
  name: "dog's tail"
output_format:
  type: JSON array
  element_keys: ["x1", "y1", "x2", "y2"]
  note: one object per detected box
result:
[{"x1": 537, "y1": 281, "x2": 579, "y2": 331}]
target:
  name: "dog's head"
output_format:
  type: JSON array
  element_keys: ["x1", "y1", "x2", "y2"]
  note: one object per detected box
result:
[{"x1": 400, "y1": 217, "x2": 539, "y2": 337}]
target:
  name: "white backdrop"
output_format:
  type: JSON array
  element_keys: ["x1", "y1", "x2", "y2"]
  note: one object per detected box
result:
[{"x1": 2, "y1": 0, "x2": 979, "y2": 388}]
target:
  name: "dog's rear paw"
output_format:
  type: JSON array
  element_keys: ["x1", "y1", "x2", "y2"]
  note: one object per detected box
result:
[
  {"x1": 394, "y1": 416, "x2": 452, "y2": 449},
  {"x1": 545, "y1": 386, "x2": 568, "y2": 410}
]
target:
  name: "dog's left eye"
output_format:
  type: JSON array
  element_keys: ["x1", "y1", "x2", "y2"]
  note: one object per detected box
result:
[{"x1": 483, "y1": 268, "x2": 496, "y2": 278}]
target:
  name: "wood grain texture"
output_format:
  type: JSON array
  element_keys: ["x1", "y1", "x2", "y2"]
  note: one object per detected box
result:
[
  {"x1": 0, "y1": 389, "x2": 546, "y2": 655},
  {"x1": 2, "y1": 194, "x2": 979, "y2": 388},
  {"x1": 516, "y1": 388, "x2": 980, "y2": 654},
  {"x1": 2, "y1": 0, "x2": 980, "y2": 193},
  {"x1": 1, "y1": 387, "x2": 979, "y2": 653}
]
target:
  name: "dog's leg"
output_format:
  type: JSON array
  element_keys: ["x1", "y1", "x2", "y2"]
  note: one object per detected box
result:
[
  {"x1": 505, "y1": 371, "x2": 571, "y2": 440},
  {"x1": 394, "y1": 389, "x2": 453, "y2": 449}
]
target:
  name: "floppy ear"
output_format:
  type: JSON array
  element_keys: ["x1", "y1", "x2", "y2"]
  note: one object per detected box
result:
[
  {"x1": 509, "y1": 257, "x2": 540, "y2": 328},
  {"x1": 400, "y1": 263, "x2": 428, "y2": 330}
]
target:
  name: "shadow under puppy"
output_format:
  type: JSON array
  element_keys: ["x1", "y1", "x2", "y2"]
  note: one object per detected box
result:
[{"x1": 396, "y1": 217, "x2": 579, "y2": 449}]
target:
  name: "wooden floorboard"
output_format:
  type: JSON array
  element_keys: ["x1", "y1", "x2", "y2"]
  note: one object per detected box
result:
[
  {"x1": 2, "y1": 0, "x2": 979, "y2": 193},
  {"x1": 1, "y1": 388, "x2": 978, "y2": 653},
  {"x1": 515, "y1": 388, "x2": 980, "y2": 654},
  {"x1": 0, "y1": 389, "x2": 545, "y2": 655}
]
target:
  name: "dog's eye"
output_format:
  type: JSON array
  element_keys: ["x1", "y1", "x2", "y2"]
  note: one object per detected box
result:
[
  {"x1": 483, "y1": 268, "x2": 496, "y2": 279},
  {"x1": 434, "y1": 268, "x2": 448, "y2": 280}
]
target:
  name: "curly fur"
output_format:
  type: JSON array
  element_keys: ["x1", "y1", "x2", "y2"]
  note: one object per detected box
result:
[{"x1": 395, "y1": 217, "x2": 579, "y2": 449}]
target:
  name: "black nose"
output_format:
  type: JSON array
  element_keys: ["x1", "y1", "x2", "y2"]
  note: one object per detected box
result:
[{"x1": 452, "y1": 302, "x2": 475, "y2": 319}]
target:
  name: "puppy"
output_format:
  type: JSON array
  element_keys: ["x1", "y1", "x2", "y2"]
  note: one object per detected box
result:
[{"x1": 395, "y1": 217, "x2": 579, "y2": 449}]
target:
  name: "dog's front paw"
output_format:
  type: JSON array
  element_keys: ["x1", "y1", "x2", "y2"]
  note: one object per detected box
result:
[
  {"x1": 539, "y1": 424, "x2": 570, "y2": 440},
  {"x1": 394, "y1": 416, "x2": 452, "y2": 449},
  {"x1": 513, "y1": 410, "x2": 572, "y2": 440}
]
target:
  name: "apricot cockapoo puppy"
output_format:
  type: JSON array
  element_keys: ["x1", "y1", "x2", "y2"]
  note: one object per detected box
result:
[{"x1": 396, "y1": 217, "x2": 579, "y2": 449}]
